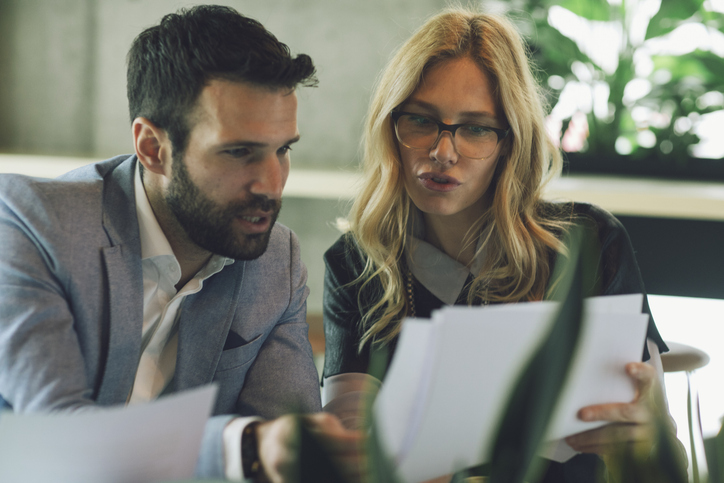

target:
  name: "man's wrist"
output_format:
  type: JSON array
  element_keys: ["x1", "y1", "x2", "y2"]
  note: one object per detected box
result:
[{"x1": 241, "y1": 420, "x2": 264, "y2": 481}]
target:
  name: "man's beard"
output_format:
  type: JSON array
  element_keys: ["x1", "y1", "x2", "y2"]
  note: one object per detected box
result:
[{"x1": 165, "y1": 153, "x2": 281, "y2": 261}]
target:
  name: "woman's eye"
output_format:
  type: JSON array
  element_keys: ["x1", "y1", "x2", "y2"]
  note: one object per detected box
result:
[
  {"x1": 463, "y1": 124, "x2": 492, "y2": 136},
  {"x1": 409, "y1": 115, "x2": 432, "y2": 125}
]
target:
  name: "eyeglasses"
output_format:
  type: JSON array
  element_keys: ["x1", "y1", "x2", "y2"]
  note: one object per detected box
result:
[{"x1": 391, "y1": 111, "x2": 509, "y2": 160}]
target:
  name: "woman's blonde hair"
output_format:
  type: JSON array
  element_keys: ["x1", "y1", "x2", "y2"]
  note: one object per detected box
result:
[{"x1": 348, "y1": 6, "x2": 568, "y2": 349}]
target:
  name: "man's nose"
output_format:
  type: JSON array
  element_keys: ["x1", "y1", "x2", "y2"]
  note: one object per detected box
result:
[
  {"x1": 429, "y1": 130, "x2": 459, "y2": 165},
  {"x1": 249, "y1": 154, "x2": 285, "y2": 200}
]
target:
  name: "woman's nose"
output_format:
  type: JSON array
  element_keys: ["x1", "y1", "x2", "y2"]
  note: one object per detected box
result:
[{"x1": 429, "y1": 131, "x2": 459, "y2": 165}]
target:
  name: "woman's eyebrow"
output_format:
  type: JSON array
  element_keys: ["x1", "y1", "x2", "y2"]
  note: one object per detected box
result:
[{"x1": 403, "y1": 99, "x2": 498, "y2": 122}]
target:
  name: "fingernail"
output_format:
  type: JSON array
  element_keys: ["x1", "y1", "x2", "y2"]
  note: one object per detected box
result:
[{"x1": 580, "y1": 409, "x2": 592, "y2": 421}]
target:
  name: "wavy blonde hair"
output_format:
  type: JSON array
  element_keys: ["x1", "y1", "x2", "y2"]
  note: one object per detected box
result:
[{"x1": 348, "y1": 7, "x2": 568, "y2": 349}]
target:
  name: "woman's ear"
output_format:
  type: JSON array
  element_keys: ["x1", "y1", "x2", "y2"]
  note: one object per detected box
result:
[{"x1": 132, "y1": 117, "x2": 173, "y2": 177}]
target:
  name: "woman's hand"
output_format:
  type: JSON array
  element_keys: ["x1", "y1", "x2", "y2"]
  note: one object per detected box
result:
[{"x1": 564, "y1": 362, "x2": 672, "y2": 456}]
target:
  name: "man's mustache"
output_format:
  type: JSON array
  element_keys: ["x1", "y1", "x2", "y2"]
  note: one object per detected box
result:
[{"x1": 229, "y1": 195, "x2": 282, "y2": 215}]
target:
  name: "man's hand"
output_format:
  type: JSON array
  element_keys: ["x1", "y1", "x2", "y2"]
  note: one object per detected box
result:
[
  {"x1": 564, "y1": 362, "x2": 670, "y2": 455},
  {"x1": 255, "y1": 412, "x2": 366, "y2": 483}
]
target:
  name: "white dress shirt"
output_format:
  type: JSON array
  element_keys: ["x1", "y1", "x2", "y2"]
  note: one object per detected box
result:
[{"x1": 130, "y1": 165, "x2": 255, "y2": 480}]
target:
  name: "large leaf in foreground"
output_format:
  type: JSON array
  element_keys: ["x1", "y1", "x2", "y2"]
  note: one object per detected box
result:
[{"x1": 487, "y1": 225, "x2": 589, "y2": 483}]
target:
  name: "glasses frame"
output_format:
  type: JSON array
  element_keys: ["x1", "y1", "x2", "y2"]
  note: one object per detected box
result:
[{"x1": 391, "y1": 111, "x2": 510, "y2": 160}]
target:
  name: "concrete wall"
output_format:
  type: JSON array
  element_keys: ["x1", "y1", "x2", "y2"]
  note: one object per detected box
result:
[
  {"x1": 0, "y1": 0, "x2": 97, "y2": 155},
  {"x1": 0, "y1": 0, "x2": 449, "y2": 312},
  {"x1": 0, "y1": 0, "x2": 448, "y2": 164}
]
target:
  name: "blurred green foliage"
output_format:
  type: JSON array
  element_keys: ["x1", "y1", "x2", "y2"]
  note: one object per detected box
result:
[{"x1": 487, "y1": 0, "x2": 724, "y2": 163}]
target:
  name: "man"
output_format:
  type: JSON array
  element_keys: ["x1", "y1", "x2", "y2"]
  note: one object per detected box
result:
[{"x1": 0, "y1": 6, "x2": 361, "y2": 482}]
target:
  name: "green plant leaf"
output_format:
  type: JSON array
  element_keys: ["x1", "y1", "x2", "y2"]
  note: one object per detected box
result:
[
  {"x1": 552, "y1": 0, "x2": 611, "y2": 21},
  {"x1": 529, "y1": 22, "x2": 594, "y2": 77},
  {"x1": 704, "y1": 423, "x2": 724, "y2": 483},
  {"x1": 691, "y1": 50, "x2": 724, "y2": 84},
  {"x1": 298, "y1": 417, "x2": 351, "y2": 483},
  {"x1": 645, "y1": 0, "x2": 704, "y2": 40},
  {"x1": 487, "y1": 225, "x2": 592, "y2": 483},
  {"x1": 653, "y1": 54, "x2": 710, "y2": 82},
  {"x1": 605, "y1": 415, "x2": 688, "y2": 482},
  {"x1": 652, "y1": 416, "x2": 690, "y2": 483},
  {"x1": 364, "y1": 344, "x2": 402, "y2": 483},
  {"x1": 366, "y1": 420, "x2": 402, "y2": 483}
]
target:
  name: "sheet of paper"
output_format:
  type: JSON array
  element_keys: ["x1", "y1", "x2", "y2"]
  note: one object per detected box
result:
[
  {"x1": 375, "y1": 318, "x2": 436, "y2": 461},
  {"x1": 0, "y1": 384, "x2": 217, "y2": 483},
  {"x1": 545, "y1": 310, "x2": 649, "y2": 440},
  {"x1": 540, "y1": 294, "x2": 649, "y2": 462},
  {"x1": 373, "y1": 295, "x2": 649, "y2": 483},
  {"x1": 539, "y1": 438, "x2": 579, "y2": 462},
  {"x1": 584, "y1": 293, "x2": 644, "y2": 315},
  {"x1": 376, "y1": 302, "x2": 558, "y2": 482}
]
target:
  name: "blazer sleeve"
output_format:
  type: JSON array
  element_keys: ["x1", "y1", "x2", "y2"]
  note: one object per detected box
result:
[
  {"x1": 234, "y1": 229, "x2": 321, "y2": 415},
  {"x1": 0, "y1": 178, "x2": 98, "y2": 413},
  {"x1": 195, "y1": 229, "x2": 322, "y2": 478}
]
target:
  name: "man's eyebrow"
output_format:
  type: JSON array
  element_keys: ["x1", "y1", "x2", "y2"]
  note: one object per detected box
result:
[
  {"x1": 217, "y1": 135, "x2": 301, "y2": 150},
  {"x1": 217, "y1": 141, "x2": 265, "y2": 150}
]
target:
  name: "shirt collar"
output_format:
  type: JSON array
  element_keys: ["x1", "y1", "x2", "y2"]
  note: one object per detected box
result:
[
  {"x1": 134, "y1": 162, "x2": 175, "y2": 261},
  {"x1": 404, "y1": 208, "x2": 486, "y2": 305}
]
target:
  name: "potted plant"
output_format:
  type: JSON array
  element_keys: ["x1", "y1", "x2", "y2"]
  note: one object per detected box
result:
[{"x1": 484, "y1": 0, "x2": 724, "y2": 180}]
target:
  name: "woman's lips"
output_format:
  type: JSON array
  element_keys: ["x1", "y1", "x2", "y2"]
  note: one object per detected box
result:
[{"x1": 418, "y1": 172, "x2": 461, "y2": 192}]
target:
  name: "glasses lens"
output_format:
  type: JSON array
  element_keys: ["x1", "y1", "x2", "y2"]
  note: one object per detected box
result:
[
  {"x1": 456, "y1": 125, "x2": 499, "y2": 159},
  {"x1": 395, "y1": 114, "x2": 439, "y2": 149},
  {"x1": 395, "y1": 113, "x2": 501, "y2": 159}
]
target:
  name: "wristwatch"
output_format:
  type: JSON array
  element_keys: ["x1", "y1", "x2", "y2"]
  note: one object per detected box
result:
[{"x1": 241, "y1": 421, "x2": 263, "y2": 480}]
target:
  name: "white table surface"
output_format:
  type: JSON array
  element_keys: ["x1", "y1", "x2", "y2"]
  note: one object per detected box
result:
[{"x1": 649, "y1": 295, "x2": 724, "y2": 477}]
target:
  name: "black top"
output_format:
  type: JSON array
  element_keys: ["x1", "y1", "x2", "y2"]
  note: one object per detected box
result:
[{"x1": 322, "y1": 202, "x2": 668, "y2": 482}]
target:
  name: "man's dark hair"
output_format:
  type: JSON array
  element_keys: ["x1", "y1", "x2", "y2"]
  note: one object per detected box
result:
[{"x1": 127, "y1": 5, "x2": 317, "y2": 155}]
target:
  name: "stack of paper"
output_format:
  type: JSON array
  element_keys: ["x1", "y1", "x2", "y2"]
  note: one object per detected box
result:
[{"x1": 373, "y1": 294, "x2": 649, "y2": 483}]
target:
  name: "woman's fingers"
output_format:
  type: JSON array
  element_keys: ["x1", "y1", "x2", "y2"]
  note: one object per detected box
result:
[
  {"x1": 565, "y1": 362, "x2": 665, "y2": 456},
  {"x1": 577, "y1": 400, "x2": 651, "y2": 424},
  {"x1": 566, "y1": 422, "x2": 655, "y2": 453},
  {"x1": 626, "y1": 362, "x2": 656, "y2": 400}
]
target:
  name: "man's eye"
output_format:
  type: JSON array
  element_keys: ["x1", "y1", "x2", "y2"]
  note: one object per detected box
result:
[
  {"x1": 225, "y1": 148, "x2": 251, "y2": 158},
  {"x1": 278, "y1": 145, "x2": 292, "y2": 155}
]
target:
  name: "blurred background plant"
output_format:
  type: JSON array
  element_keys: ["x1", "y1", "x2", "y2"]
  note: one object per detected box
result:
[{"x1": 482, "y1": 0, "x2": 724, "y2": 175}]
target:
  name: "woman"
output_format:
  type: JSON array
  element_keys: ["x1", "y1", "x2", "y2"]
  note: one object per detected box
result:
[{"x1": 322, "y1": 6, "x2": 675, "y2": 481}]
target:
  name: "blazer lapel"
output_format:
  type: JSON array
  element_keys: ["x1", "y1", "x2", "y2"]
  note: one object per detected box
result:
[
  {"x1": 97, "y1": 246, "x2": 143, "y2": 404},
  {"x1": 172, "y1": 263, "x2": 244, "y2": 392},
  {"x1": 95, "y1": 157, "x2": 144, "y2": 405}
]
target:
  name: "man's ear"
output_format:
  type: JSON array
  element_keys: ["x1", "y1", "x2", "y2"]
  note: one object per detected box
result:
[{"x1": 132, "y1": 117, "x2": 172, "y2": 176}]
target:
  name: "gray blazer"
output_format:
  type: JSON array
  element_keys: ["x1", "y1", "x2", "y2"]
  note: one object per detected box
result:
[{"x1": 0, "y1": 155, "x2": 322, "y2": 478}]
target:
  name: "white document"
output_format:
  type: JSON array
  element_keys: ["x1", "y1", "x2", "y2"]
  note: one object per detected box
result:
[
  {"x1": 0, "y1": 384, "x2": 218, "y2": 483},
  {"x1": 373, "y1": 294, "x2": 649, "y2": 483}
]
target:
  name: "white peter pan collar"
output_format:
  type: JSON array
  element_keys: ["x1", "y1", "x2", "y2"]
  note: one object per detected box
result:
[{"x1": 404, "y1": 208, "x2": 487, "y2": 305}]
